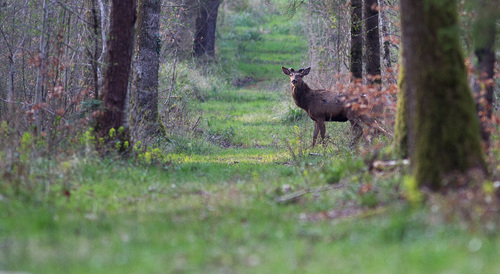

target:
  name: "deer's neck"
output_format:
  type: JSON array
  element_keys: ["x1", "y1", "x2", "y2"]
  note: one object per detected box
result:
[{"x1": 291, "y1": 81, "x2": 312, "y2": 110}]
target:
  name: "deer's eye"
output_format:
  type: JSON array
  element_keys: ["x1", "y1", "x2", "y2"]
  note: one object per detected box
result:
[
  {"x1": 298, "y1": 69, "x2": 303, "y2": 73},
  {"x1": 290, "y1": 68, "x2": 295, "y2": 72}
]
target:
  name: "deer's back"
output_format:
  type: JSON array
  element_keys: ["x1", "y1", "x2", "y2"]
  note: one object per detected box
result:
[{"x1": 293, "y1": 88, "x2": 347, "y2": 121}]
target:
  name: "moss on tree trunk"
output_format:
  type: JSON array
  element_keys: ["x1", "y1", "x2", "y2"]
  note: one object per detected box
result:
[
  {"x1": 393, "y1": 48, "x2": 408, "y2": 158},
  {"x1": 400, "y1": 0, "x2": 487, "y2": 189}
]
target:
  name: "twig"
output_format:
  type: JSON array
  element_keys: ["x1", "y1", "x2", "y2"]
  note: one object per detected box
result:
[{"x1": 191, "y1": 115, "x2": 202, "y2": 131}]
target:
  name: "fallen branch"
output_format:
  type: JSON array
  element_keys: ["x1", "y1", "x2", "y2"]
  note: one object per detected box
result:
[
  {"x1": 372, "y1": 159, "x2": 410, "y2": 171},
  {"x1": 275, "y1": 183, "x2": 345, "y2": 204}
]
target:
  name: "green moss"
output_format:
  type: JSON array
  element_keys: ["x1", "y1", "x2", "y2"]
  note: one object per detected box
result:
[{"x1": 393, "y1": 48, "x2": 408, "y2": 158}]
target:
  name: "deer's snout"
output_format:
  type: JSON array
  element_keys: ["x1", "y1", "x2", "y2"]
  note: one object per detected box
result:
[{"x1": 292, "y1": 79, "x2": 297, "y2": 85}]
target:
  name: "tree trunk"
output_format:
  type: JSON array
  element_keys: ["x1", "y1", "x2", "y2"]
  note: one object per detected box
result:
[
  {"x1": 400, "y1": 0, "x2": 487, "y2": 190},
  {"x1": 34, "y1": 0, "x2": 50, "y2": 132},
  {"x1": 472, "y1": 0, "x2": 497, "y2": 145},
  {"x1": 381, "y1": 0, "x2": 391, "y2": 68},
  {"x1": 350, "y1": 0, "x2": 363, "y2": 80},
  {"x1": 364, "y1": 0, "x2": 381, "y2": 84},
  {"x1": 382, "y1": 25, "x2": 391, "y2": 68},
  {"x1": 193, "y1": 0, "x2": 220, "y2": 57},
  {"x1": 7, "y1": 55, "x2": 15, "y2": 115},
  {"x1": 130, "y1": 0, "x2": 166, "y2": 143},
  {"x1": 84, "y1": 0, "x2": 102, "y2": 99},
  {"x1": 96, "y1": 0, "x2": 136, "y2": 147}
]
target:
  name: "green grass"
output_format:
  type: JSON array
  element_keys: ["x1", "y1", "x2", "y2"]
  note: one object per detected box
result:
[
  {"x1": 3, "y1": 178, "x2": 500, "y2": 273},
  {"x1": 2, "y1": 3, "x2": 500, "y2": 273}
]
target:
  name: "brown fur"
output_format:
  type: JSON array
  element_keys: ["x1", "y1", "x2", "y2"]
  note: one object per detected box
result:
[{"x1": 282, "y1": 66, "x2": 363, "y2": 147}]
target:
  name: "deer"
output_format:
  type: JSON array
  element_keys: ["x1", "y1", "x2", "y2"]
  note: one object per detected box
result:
[{"x1": 282, "y1": 66, "x2": 365, "y2": 147}]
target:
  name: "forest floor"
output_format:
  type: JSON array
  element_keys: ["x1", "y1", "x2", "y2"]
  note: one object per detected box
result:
[
  {"x1": 3, "y1": 82, "x2": 500, "y2": 273},
  {"x1": 2, "y1": 3, "x2": 500, "y2": 273}
]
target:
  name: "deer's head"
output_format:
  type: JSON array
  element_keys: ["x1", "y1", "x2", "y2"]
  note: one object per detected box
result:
[{"x1": 282, "y1": 66, "x2": 311, "y2": 87}]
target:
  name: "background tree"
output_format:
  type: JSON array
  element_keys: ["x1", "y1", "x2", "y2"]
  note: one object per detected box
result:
[
  {"x1": 350, "y1": 0, "x2": 363, "y2": 80},
  {"x1": 83, "y1": 0, "x2": 104, "y2": 99},
  {"x1": 96, "y1": 0, "x2": 137, "y2": 146},
  {"x1": 0, "y1": 0, "x2": 29, "y2": 117},
  {"x1": 34, "y1": 0, "x2": 50, "y2": 132},
  {"x1": 130, "y1": 0, "x2": 166, "y2": 143},
  {"x1": 193, "y1": 0, "x2": 221, "y2": 57},
  {"x1": 364, "y1": 0, "x2": 381, "y2": 84},
  {"x1": 399, "y1": 0, "x2": 487, "y2": 189}
]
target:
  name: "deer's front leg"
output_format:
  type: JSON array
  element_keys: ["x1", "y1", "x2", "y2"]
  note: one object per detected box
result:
[{"x1": 318, "y1": 120, "x2": 326, "y2": 139}]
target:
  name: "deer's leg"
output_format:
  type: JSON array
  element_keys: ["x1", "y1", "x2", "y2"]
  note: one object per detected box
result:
[{"x1": 313, "y1": 121, "x2": 319, "y2": 147}]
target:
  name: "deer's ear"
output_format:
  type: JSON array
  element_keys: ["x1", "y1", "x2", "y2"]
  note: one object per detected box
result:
[
  {"x1": 282, "y1": 66, "x2": 291, "y2": 76},
  {"x1": 303, "y1": 67, "x2": 311, "y2": 75}
]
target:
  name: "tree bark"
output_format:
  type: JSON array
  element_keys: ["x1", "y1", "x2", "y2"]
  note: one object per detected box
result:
[
  {"x1": 400, "y1": 0, "x2": 487, "y2": 190},
  {"x1": 96, "y1": 0, "x2": 136, "y2": 147},
  {"x1": 130, "y1": 0, "x2": 166, "y2": 143},
  {"x1": 350, "y1": 0, "x2": 363, "y2": 80},
  {"x1": 472, "y1": 0, "x2": 497, "y2": 145},
  {"x1": 193, "y1": 0, "x2": 220, "y2": 57},
  {"x1": 364, "y1": 0, "x2": 381, "y2": 84}
]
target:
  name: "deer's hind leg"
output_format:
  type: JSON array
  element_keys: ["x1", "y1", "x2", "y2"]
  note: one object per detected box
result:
[{"x1": 312, "y1": 119, "x2": 326, "y2": 147}]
